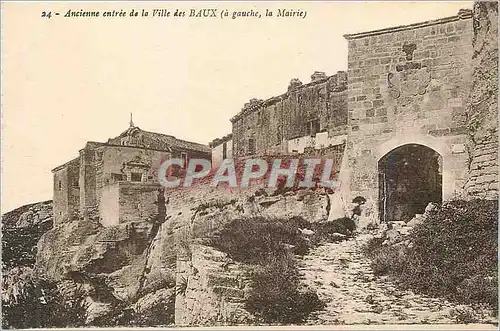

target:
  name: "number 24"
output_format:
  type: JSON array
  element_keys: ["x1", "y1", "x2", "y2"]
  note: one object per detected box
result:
[{"x1": 41, "y1": 11, "x2": 52, "y2": 19}]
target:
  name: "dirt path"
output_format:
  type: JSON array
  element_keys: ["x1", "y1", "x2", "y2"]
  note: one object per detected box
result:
[{"x1": 298, "y1": 233, "x2": 495, "y2": 325}]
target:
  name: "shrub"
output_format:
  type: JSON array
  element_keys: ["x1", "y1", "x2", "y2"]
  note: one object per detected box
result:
[
  {"x1": 370, "y1": 244, "x2": 407, "y2": 276},
  {"x1": 209, "y1": 216, "x2": 311, "y2": 264},
  {"x1": 245, "y1": 251, "x2": 324, "y2": 324},
  {"x1": 209, "y1": 216, "x2": 325, "y2": 324},
  {"x1": 366, "y1": 199, "x2": 498, "y2": 309}
]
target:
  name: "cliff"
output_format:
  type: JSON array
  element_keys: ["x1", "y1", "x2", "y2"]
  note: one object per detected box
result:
[{"x1": 2, "y1": 185, "x2": 344, "y2": 327}]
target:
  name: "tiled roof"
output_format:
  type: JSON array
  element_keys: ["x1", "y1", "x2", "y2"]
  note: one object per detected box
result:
[
  {"x1": 107, "y1": 126, "x2": 210, "y2": 154},
  {"x1": 140, "y1": 129, "x2": 211, "y2": 153}
]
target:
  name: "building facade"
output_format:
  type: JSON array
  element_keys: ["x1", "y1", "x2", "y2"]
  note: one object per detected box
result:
[
  {"x1": 209, "y1": 134, "x2": 233, "y2": 169},
  {"x1": 344, "y1": 9, "x2": 475, "y2": 221},
  {"x1": 52, "y1": 124, "x2": 211, "y2": 227},
  {"x1": 230, "y1": 71, "x2": 348, "y2": 157},
  {"x1": 217, "y1": 8, "x2": 497, "y2": 222}
]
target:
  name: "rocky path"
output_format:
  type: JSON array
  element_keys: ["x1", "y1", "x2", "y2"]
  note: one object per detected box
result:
[{"x1": 298, "y1": 233, "x2": 495, "y2": 325}]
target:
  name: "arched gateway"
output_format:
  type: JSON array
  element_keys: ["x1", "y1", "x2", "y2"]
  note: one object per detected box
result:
[{"x1": 378, "y1": 144, "x2": 442, "y2": 222}]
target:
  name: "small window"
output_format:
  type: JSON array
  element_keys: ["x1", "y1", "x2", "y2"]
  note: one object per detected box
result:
[
  {"x1": 181, "y1": 152, "x2": 188, "y2": 168},
  {"x1": 112, "y1": 173, "x2": 124, "y2": 181},
  {"x1": 58, "y1": 180, "x2": 62, "y2": 190},
  {"x1": 73, "y1": 179, "x2": 79, "y2": 188},
  {"x1": 248, "y1": 138, "x2": 256, "y2": 155},
  {"x1": 131, "y1": 173, "x2": 142, "y2": 182},
  {"x1": 222, "y1": 142, "x2": 227, "y2": 159},
  {"x1": 306, "y1": 119, "x2": 320, "y2": 137}
]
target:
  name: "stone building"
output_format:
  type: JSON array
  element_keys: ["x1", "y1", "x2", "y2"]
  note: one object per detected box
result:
[
  {"x1": 220, "y1": 8, "x2": 497, "y2": 223},
  {"x1": 209, "y1": 133, "x2": 233, "y2": 169},
  {"x1": 52, "y1": 121, "x2": 211, "y2": 227},
  {"x1": 230, "y1": 71, "x2": 348, "y2": 157},
  {"x1": 344, "y1": 9, "x2": 477, "y2": 221}
]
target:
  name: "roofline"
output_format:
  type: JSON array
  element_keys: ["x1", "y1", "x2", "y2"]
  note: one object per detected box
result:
[
  {"x1": 94, "y1": 142, "x2": 210, "y2": 154},
  {"x1": 230, "y1": 71, "x2": 347, "y2": 123},
  {"x1": 51, "y1": 157, "x2": 80, "y2": 172},
  {"x1": 343, "y1": 9, "x2": 472, "y2": 40},
  {"x1": 209, "y1": 133, "x2": 233, "y2": 148},
  {"x1": 114, "y1": 127, "x2": 210, "y2": 151},
  {"x1": 54, "y1": 142, "x2": 210, "y2": 172}
]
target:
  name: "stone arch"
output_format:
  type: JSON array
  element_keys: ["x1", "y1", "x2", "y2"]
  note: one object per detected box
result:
[
  {"x1": 378, "y1": 144, "x2": 442, "y2": 222},
  {"x1": 375, "y1": 133, "x2": 454, "y2": 202}
]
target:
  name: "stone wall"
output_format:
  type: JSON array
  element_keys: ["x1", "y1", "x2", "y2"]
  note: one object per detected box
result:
[
  {"x1": 79, "y1": 143, "x2": 100, "y2": 219},
  {"x1": 118, "y1": 182, "x2": 163, "y2": 224},
  {"x1": 175, "y1": 244, "x2": 252, "y2": 326},
  {"x1": 464, "y1": 2, "x2": 498, "y2": 199},
  {"x1": 210, "y1": 134, "x2": 233, "y2": 169},
  {"x1": 52, "y1": 158, "x2": 80, "y2": 225},
  {"x1": 231, "y1": 71, "x2": 348, "y2": 157},
  {"x1": 344, "y1": 10, "x2": 474, "y2": 220}
]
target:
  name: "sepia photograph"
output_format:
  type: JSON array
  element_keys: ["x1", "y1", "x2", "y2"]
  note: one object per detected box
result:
[{"x1": 1, "y1": 1, "x2": 498, "y2": 329}]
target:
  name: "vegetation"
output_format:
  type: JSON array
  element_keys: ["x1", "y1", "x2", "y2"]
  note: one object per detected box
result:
[
  {"x1": 2, "y1": 217, "x2": 53, "y2": 271},
  {"x1": 2, "y1": 267, "x2": 88, "y2": 329},
  {"x1": 210, "y1": 216, "x2": 355, "y2": 264},
  {"x1": 365, "y1": 199, "x2": 498, "y2": 310},
  {"x1": 209, "y1": 215, "x2": 355, "y2": 324}
]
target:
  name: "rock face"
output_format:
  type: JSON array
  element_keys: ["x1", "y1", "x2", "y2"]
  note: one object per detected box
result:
[
  {"x1": 465, "y1": 2, "x2": 498, "y2": 199},
  {"x1": 2, "y1": 201, "x2": 53, "y2": 271},
  {"x1": 2, "y1": 185, "x2": 343, "y2": 327},
  {"x1": 148, "y1": 185, "x2": 337, "y2": 326}
]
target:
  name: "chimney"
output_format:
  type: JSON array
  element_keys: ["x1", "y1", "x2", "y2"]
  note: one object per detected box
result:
[
  {"x1": 311, "y1": 71, "x2": 327, "y2": 83},
  {"x1": 288, "y1": 78, "x2": 303, "y2": 91}
]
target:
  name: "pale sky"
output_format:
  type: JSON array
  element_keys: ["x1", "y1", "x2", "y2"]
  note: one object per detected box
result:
[{"x1": 1, "y1": 1, "x2": 473, "y2": 212}]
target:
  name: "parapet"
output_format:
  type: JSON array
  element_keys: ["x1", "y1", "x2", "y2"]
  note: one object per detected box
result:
[
  {"x1": 230, "y1": 70, "x2": 347, "y2": 123},
  {"x1": 343, "y1": 8, "x2": 472, "y2": 40}
]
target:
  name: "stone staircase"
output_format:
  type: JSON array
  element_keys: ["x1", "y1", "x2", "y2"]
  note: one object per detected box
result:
[{"x1": 297, "y1": 233, "x2": 495, "y2": 325}]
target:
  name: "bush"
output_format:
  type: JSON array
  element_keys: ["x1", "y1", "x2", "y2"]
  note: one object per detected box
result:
[
  {"x1": 209, "y1": 216, "x2": 325, "y2": 324},
  {"x1": 209, "y1": 216, "x2": 355, "y2": 265},
  {"x1": 245, "y1": 252, "x2": 324, "y2": 324},
  {"x1": 209, "y1": 216, "x2": 311, "y2": 264},
  {"x1": 2, "y1": 267, "x2": 88, "y2": 328},
  {"x1": 366, "y1": 199, "x2": 498, "y2": 309}
]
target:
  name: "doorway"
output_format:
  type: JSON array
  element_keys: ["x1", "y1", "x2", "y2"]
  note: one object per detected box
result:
[{"x1": 378, "y1": 144, "x2": 442, "y2": 222}]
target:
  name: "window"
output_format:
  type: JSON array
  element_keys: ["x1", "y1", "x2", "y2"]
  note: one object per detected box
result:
[
  {"x1": 276, "y1": 125, "x2": 282, "y2": 145},
  {"x1": 181, "y1": 152, "x2": 188, "y2": 168},
  {"x1": 73, "y1": 179, "x2": 79, "y2": 188},
  {"x1": 222, "y1": 142, "x2": 227, "y2": 159},
  {"x1": 306, "y1": 119, "x2": 320, "y2": 137},
  {"x1": 112, "y1": 173, "x2": 124, "y2": 182},
  {"x1": 58, "y1": 180, "x2": 62, "y2": 190},
  {"x1": 248, "y1": 138, "x2": 256, "y2": 155},
  {"x1": 131, "y1": 172, "x2": 142, "y2": 182}
]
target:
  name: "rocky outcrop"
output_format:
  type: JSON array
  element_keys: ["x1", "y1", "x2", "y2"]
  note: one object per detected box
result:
[
  {"x1": 465, "y1": 2, "x2": 498, "y2": 199},
  {"x1": 2, "y1": 201, "x2": 53, "y2": 271},
  {"x1": 2, "y1": 185, "x2": 345, "y2": 327},
  {"x1": 147, "y1": 185, "x2": 340, "y2": 326}
]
